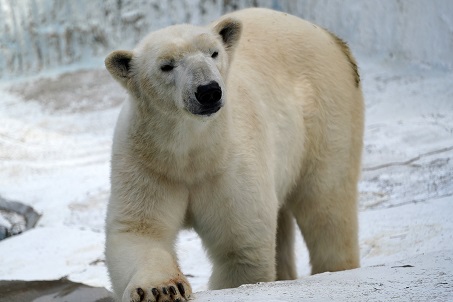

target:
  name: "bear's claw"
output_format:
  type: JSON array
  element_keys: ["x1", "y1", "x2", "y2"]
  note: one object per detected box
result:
[
  {"x1": 130, "y1": 282, "x2": 188, "y2": 302},
  {"x1": 151, "y1": 287, "x2": 159, "y2": 298},
  {"x1": 176, "y1": 283, "x2": 185, "y2": 296},
  {"x1": 136, "y1": 288, "x2": 145, "y2": 300}
]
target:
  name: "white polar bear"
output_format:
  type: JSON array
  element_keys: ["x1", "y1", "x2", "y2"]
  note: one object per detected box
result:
[{"x1": 105, "y1": 7, "x2": 364, "y2": 302}]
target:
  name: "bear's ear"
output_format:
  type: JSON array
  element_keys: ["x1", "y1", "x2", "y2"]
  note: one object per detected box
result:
[
  {"x1": 213, "y1": 17, "x2": 242, "y2": 51},
  {"x1": 105, "y1": 50, "x2": 133, "y2": 86}
]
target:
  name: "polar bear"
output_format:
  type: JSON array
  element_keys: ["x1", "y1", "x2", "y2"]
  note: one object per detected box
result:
[{"x1": 104, "y1": 7, "x2": 363, "y2": 302}]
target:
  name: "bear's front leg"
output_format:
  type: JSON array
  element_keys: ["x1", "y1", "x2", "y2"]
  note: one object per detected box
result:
[
  {"x1": 105, "y1": 173, "x2": 191, "y2": 302},
  {"x1": 106, "y1": 231, "x2": 191, "y2": 302}
]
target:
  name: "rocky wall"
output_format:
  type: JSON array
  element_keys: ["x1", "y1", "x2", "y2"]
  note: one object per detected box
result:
[{"x1": 1, "y1": 0, "x2": 452, "y2": 79}]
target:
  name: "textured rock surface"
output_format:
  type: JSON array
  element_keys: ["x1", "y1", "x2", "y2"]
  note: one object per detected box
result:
[
  {"x1": 0, "y1": 196, "x2": 40, "y2": 240},
  {"x1": 1, "y1": 0, "x2": 452, "y2": 79}
]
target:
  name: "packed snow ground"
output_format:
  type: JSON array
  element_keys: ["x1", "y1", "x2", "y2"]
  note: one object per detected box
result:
[{"x1": 0, "y1": 54, "x2": 452, "y2": 300}]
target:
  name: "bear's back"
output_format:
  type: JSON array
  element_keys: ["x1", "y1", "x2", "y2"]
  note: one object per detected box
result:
[{"x1": 224, "y1": 8, "x2": 359, "y2": 96}]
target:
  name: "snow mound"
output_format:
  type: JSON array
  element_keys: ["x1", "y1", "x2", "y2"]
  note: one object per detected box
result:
[{"x1": 194, "y1": 251, "x2": 453, "y2": 301}]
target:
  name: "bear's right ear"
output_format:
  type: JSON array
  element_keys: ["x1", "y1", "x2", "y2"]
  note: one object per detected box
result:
[
  {"x1": 105, "y1": 50, "x2": 133, "y2": 86},
  {"x1": 213, "y1": 17, "x2": 242, "y2": 52}
]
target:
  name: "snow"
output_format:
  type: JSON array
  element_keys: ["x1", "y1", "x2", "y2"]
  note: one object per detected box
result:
[{"x1": 1, "y1": 1, "x2": 453, "y2": 301}]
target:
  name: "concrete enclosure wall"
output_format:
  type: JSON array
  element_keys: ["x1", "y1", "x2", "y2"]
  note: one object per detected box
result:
[{"x1": 1, "y1": 0, "x2": 452, "y2": 79}]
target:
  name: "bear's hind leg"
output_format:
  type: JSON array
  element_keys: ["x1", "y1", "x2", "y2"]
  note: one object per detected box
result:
[
  {"x1": 194, "y1": 176, "x2": 280, "y2": 290},
  {"x1": 290, "y1": 177, "x2": 360, "y2": 275},
  {"x1": 275, "y1": 206, "x2": 297, "y2": 280}
]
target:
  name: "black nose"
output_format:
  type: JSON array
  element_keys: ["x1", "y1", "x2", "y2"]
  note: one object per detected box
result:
[{"x1": 195, "y1": 81, "x2": 222, "y2": 105}]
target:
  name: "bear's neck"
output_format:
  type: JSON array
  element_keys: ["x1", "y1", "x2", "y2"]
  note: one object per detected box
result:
[{"x1": 128, "y1": 102, "x2": 232, "y2": 183}]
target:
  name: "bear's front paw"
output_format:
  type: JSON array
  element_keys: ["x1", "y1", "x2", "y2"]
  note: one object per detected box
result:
[{"x1": 124, "y1": 279, "x2": 191, "y2": 302}]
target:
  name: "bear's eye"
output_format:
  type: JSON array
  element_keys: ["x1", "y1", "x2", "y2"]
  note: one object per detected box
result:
[
  {"x1": 160, "y1": 64, "x2": 174, "y2": 72},
  {"x1": 211, "y1": 51, "x2": 219, "y2": 59}
]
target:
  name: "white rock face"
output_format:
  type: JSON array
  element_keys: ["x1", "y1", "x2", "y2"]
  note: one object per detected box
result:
[{"x1": 1, "y1": 0, "x2": 452, "y2": 79}]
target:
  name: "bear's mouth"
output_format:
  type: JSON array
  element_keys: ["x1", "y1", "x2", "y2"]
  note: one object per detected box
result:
[
  {"x1": 196, "y1": 103, "x2": 222, "y2": 116},
  {"x1": 188, "y1": 101, "x2": 222, "y2": 116}
]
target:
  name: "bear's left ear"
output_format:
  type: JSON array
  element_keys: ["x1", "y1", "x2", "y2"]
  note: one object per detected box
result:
[
  {"x1": 213, "y1": 17, "x2": 242, "y2": 51},
  {"x1": 105, "y1": 50, "x2": 133, "y2": 87}
]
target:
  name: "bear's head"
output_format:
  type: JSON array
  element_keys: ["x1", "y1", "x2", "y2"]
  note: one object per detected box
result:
[{"x1": 105, "y1": 18, "x2": 242, "y2": 118}]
